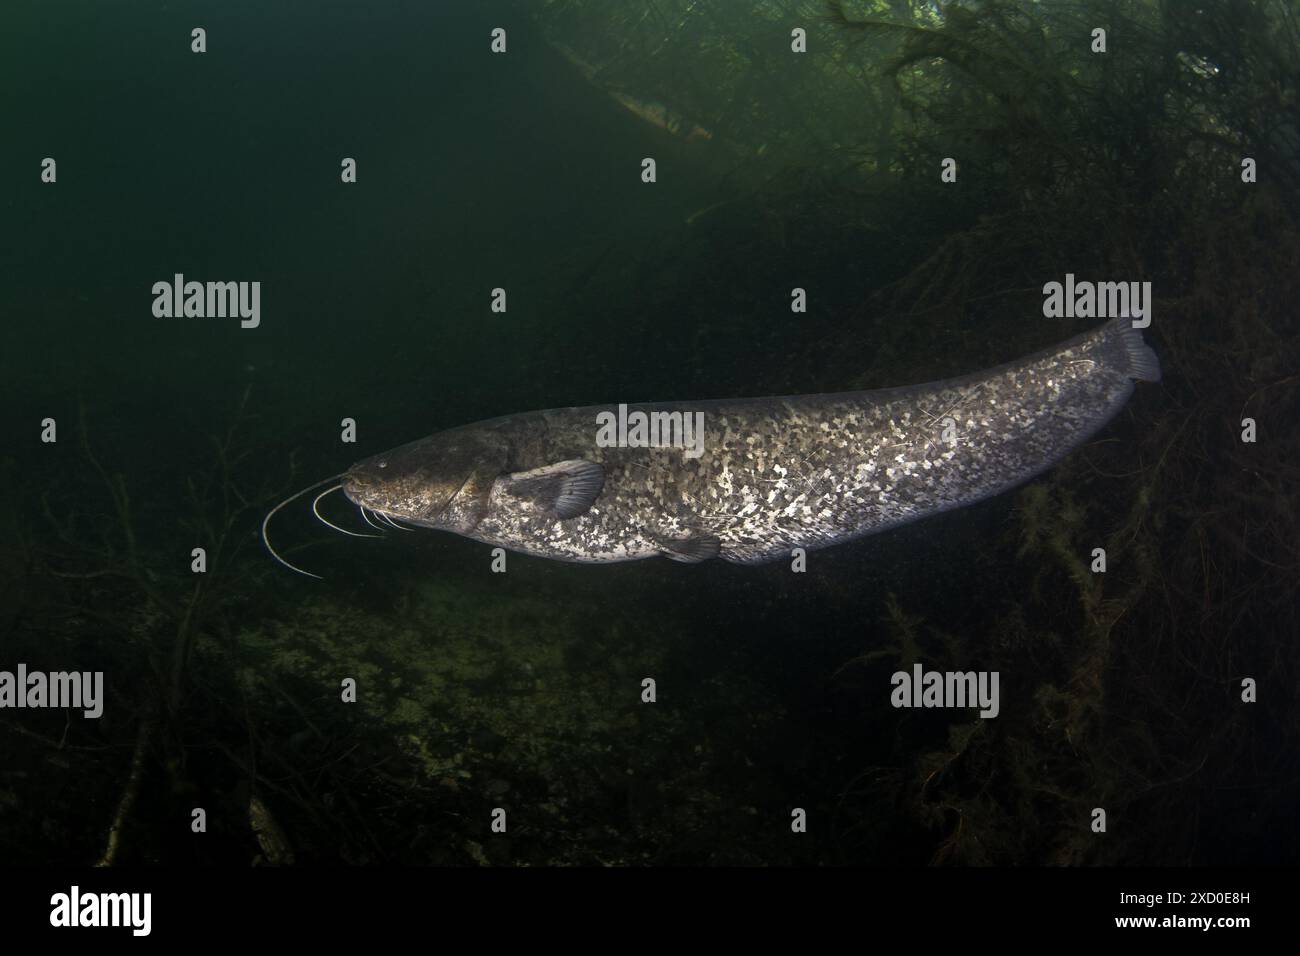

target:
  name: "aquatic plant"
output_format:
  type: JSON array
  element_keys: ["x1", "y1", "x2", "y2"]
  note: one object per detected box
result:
[
  {"x1": 809, "y1": 0, "x2": 1300, "y2": 865},
  {"x1": 4, "y1": 388, "x2": 305, "y2": 864}
]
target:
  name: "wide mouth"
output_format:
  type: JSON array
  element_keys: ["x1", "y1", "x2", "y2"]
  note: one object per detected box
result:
[{"x1": 340, "y1": 471, "x2": 371, "y2": 506}]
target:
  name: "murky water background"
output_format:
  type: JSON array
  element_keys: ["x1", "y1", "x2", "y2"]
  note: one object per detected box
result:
[{"x1": 2, "y1": 1, "x2": 1297, "y2": 866}]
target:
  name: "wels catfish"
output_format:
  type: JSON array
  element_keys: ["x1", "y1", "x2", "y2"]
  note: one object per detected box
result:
[{"x1": 263, "y1": 318, "x2": 1159, "y2": 576}]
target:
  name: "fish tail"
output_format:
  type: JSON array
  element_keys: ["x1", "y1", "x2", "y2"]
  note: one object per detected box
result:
[{"x1": 1111, "y1": 318, "x2": 1162, "y2": 383}]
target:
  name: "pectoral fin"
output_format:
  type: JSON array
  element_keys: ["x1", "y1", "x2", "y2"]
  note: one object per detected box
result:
[
  {"x1": 502, "y1": 460, "x2": 605, "y2": 519},
  {"x1": 657, "y1": 533, "x2": 722, "y2": 564}
]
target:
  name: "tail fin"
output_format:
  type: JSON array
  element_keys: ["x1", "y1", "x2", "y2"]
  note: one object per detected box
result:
[{"x1": 1113, "y1": 319, "x2": 1162, "y2": 382}]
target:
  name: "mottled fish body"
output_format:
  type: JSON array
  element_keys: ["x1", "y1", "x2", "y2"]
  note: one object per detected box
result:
[{"x1": 339, "y1": 319, "x2": 1159, "y2": 566}]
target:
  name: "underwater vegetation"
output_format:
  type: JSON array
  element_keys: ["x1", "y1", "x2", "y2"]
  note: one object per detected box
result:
[
  {"x1": 2, "y1": 0, "x2": 1297, "y2": 865},
  {"x1": 790, "y1": 0, "x2": 1300, "y2": 864}
]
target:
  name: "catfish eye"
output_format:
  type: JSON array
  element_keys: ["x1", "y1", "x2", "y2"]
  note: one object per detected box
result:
[{"x1": 378, "y1": 460, "x2": 388, "y2": 469}]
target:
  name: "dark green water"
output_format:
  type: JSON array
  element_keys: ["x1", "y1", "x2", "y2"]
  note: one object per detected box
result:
[{"x1": 2, "y1": 1, "x2": 1297, "y2": 867}]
